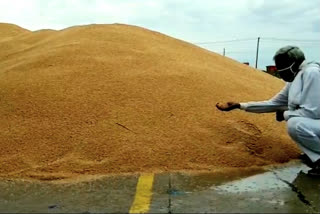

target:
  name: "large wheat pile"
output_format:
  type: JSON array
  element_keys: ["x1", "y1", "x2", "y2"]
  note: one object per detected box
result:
[{"x1": 0, "y1": 23, "x2": 300, "y2": 180}]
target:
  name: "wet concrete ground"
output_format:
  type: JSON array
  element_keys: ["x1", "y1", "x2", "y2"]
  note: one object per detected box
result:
[{"x1": 0, "y1": 161, "x2": 319, "y2": 213}]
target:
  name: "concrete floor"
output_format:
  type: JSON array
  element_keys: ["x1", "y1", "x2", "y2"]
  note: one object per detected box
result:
[{"x1": 0, "y1": 161, "x2": 319, "y2": 213}]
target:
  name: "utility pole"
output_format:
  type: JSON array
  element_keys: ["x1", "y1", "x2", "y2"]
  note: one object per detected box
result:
[
  {"x1": 255, "y1": 37, "x2": 260, "y2": 69},
  {"x1": 223, "y1": 48, "x2": 225, "y2": 56}
]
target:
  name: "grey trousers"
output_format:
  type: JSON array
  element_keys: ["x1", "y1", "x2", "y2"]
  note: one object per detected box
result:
[{"x1": 287, "y1": 117, "x2": 320, "y2": 162}]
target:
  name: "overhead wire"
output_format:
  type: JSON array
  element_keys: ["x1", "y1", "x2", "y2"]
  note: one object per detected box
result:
[
  {"x1": 193, "y1": 37, "x2": 319, "y2": 68},
  {"x1": 262, "y1": 37, "x2": 320, "y2": 43},
  {"x1": 194, "y1": 38, "x2": 256, "y2": 45}
]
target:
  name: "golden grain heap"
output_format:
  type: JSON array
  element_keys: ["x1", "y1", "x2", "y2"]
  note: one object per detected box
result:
[{"x1": 0, "y1": 23, "x2": 300, "y2": 180}]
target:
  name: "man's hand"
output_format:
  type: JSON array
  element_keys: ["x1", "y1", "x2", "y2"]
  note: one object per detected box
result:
[
  {"x1": 216, "y1": 102, "x2": 240, "y2": 111},
  {"x1": 276, "y1": 110, "x2": 285, "y2": 122}
]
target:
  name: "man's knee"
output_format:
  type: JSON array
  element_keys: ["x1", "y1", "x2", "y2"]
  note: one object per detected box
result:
[{"x1": 287, "y1": 117, "x2": 301, "y2": 140}]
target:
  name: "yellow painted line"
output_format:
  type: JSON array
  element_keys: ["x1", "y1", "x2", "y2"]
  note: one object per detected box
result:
[{"x1": 129, "y1": 173, "x2": 154, "y2": 213}]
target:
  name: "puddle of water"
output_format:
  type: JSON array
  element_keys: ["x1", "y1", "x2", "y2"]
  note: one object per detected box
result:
[
  {"x1": 213, "y1": 163, "x2": 309, "y2": 193},
  {"x1": 214, "y1": 171, "x2": 288, "y2": 193},
  {"x1": 170, "y1": 167, "x2": 266, "y2": 192}
]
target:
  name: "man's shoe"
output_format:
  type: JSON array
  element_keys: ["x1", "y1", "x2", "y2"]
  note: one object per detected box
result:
[
  {"x1": 307, "y1": 159, "x2": 320, "y2": 177},
  {"x1": 307, "y1": 167, "x2": 320, "y2": 177},
  {"x1": 299, "y1": 154, "x2": 314, "y2": 168}
]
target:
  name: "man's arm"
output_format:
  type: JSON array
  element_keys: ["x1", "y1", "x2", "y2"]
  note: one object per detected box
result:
[{"x1": 240, "y1": 83, "x2": 290, "y2": 113}]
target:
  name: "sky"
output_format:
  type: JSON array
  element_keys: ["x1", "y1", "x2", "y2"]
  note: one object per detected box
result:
[{"x1": 0, "y1": 0, "x2": 319, "y2": 70}]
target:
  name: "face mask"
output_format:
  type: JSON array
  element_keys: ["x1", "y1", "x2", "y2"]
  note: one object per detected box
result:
[{"x1": 277, "y1": 62, "x2": 296, "y2": 82}]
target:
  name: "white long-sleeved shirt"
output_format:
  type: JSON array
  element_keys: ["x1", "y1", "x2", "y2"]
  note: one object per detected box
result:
[{"x1": 240, "y1": 61, "x2": 320, "y2": 121}]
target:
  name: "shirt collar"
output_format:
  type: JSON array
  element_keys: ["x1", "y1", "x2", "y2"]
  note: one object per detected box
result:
[{"x1": 299, "y1": 60, "x2": 307, "y2": 70}]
